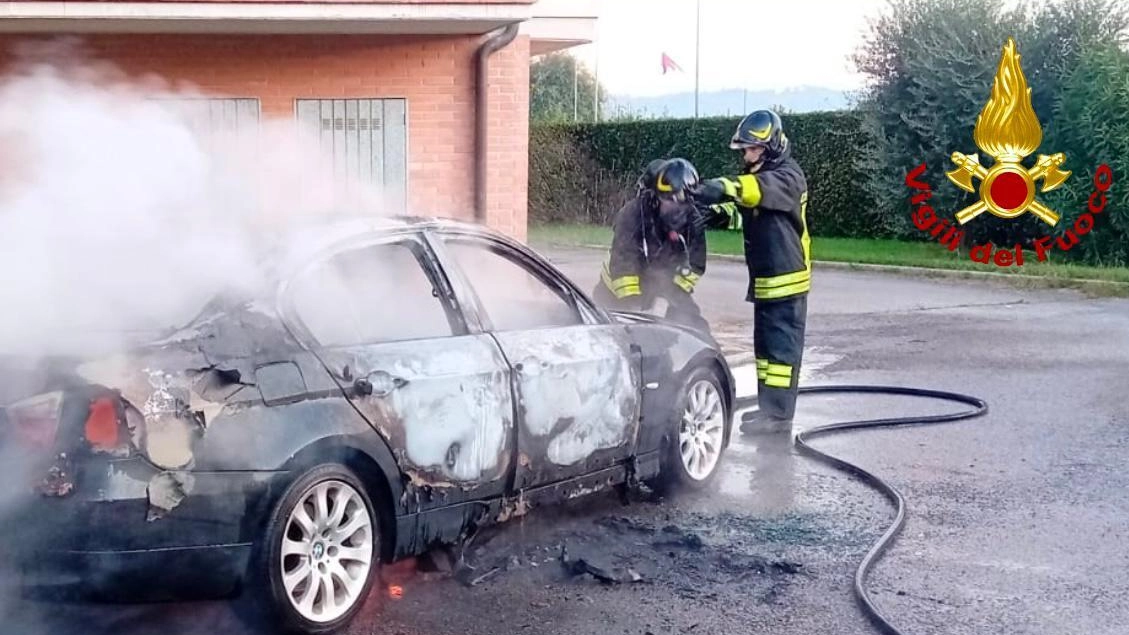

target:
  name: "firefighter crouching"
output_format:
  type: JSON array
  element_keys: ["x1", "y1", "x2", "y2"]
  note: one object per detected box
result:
[
  {"x1": 692, "y1": 110, "x2": 810, "y2": 435},
  {"x1": 592, "y1": 158, "x2": 711, "y2": 336}
]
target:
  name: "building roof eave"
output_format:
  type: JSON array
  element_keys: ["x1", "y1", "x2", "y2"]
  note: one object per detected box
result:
[{"x1": 0, "y1": 2, "x2": 534, "y2": 34}]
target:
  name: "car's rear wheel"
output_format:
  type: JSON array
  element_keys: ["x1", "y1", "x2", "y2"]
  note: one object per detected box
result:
[
  {"x1": 653, "y1": 365, "x2": 728, "y2": 492},
  {"x1": 260, "y1": 464, "x2": 380, "y2": 634}
]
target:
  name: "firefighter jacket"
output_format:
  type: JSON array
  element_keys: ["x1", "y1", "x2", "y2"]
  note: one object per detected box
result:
[
  {"x1": 601, "y1": 197, "x2": 707, "y2": 299},
  {"x1": 710, "y1": 153, "x2": 810, "y2": 303}
]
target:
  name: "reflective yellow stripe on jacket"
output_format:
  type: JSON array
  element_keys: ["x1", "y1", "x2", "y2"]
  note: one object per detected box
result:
[
  {"x1": 601, "y1": 261, "x2": 640, "y2": 299},
  {"x1": 719, "y1": 175, "x2": 763, "y2": 208},
  {"x1": 710, "y1": 202, "x2": 742, "y2": 230}
]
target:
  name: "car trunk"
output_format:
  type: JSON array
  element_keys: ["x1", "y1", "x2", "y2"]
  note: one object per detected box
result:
[{"x1": 0, "y1": 297, "x2": 278, "y2": 499}]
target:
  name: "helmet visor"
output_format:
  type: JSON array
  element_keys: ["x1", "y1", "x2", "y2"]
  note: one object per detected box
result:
[{"x1": 730, "y1": 135, "x2": 767, "y2": 150}]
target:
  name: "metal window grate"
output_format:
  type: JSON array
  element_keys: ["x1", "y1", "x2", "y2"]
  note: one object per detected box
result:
[
  {"x1": 153, "y1": 97, "x2": 261, "y2": 138},
  {"x1": 297, "y1": 98, "x2": 407, "y2": 213}
]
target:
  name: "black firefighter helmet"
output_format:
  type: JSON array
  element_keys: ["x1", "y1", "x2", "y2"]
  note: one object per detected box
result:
[
  {"x1": 729, "y1": 109, "x2": 789, "y2": 159},
  {"x1": 637, "y1": 158, "x2": 668, "y2": 192},
  {"x1": 643, "y1": 158, "x2": 700, "y2": 240},
  {"x1": 651, "y1": 158, "x2": 700, "y2": 202}
]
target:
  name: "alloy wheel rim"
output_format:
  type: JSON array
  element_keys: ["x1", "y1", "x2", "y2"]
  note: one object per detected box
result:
[
  {"x1": 281, "y1": 479, "x2": 374, "y2": 623},
  {"x1": 679, "y1": 380, "x2": 725, "y2": 480}
]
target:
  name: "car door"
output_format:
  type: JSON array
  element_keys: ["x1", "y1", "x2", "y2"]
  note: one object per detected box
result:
[
  {"x1": 428, "y1": 230, "x2": 642, "y2": 490},
  {"x1": 279, "y1": 232, "x2": 516, "y2": 511}
]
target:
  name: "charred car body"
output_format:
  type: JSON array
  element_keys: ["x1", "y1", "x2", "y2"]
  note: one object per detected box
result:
[{"x1": 0, "y1": 218, "x2": 734, "y2": 633}]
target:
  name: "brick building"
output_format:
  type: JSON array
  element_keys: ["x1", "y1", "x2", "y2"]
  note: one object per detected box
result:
[{"x1": 0, "y1": 0, "x2": 597, "y2": 239}]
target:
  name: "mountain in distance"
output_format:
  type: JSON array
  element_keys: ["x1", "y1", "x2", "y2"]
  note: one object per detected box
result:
[{"x1": 604, "y1": 86, "x2": 855, "y2": 119}]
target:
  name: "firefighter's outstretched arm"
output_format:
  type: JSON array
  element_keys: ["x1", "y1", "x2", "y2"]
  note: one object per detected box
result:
[{"x1": 693, "y1": 165, "x2": 805, "y2": 219}]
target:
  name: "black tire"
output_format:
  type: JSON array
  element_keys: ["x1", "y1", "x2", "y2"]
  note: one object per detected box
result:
[
  {"x1": 254, "y1": 463, "x2": 381, "y2": 635},
  {"x1": 652, "y1": 365, "x2": 729, "y2": 493}
]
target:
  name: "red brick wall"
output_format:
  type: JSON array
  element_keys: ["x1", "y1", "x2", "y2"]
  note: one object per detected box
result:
[{"x1": 0, "y1": 32, "x2": 530, "y2": 239}]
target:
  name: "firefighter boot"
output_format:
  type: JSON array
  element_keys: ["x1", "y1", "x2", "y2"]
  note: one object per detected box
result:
[{"x1": 739, "y1": 409, "x2": 793, "y2": 436}]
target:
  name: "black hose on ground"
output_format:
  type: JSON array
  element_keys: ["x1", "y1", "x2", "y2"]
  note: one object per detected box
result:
[{"x1": 734, "y1": 385, "x2": 989, "y2": 635}]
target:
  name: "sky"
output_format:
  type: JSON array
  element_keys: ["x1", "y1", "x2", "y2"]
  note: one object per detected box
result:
[{"x1": 568, "y1": 0, "x2": 893, "y2": 97}]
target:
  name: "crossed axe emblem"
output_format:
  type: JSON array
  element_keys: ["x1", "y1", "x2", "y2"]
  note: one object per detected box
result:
[{"x1": 946, "y1": 152, "x2": 1071, "y2": 226}]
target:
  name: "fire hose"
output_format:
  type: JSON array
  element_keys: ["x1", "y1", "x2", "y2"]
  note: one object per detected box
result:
[{"x1": 734, "y1": 385, "x2": 989, "y2": 635}]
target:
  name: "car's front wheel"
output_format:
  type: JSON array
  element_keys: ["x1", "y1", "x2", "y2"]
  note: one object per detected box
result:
[
  {"x1": 260, "y1": 464, "x2": 380, "y2": 634},
  {"x1": 654, "y1": 365, "x2": 728, "y2": 492}
]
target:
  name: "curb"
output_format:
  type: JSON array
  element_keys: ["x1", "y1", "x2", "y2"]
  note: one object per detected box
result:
[{"x1": 539, "y1": 242, "x2": 1129, "y2": 293}]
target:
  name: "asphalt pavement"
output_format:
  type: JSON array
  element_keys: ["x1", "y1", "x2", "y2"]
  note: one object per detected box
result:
[{"x1": 5, "y1": 246, "x2": 1128, "y2": 635}]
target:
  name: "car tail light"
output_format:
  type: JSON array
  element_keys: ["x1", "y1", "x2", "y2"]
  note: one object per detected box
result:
[
  {"x1": 4, "y1": 391, "x2": 64, "y2": 451},
  {"x1": 85, "y1": 397, "x2": 121, "y2": 451}
]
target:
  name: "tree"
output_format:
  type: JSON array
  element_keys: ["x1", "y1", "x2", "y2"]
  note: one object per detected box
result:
[
  {"x1": 852, "y1": 0, "x2": 1129, "y2": 250},
  {"x1": 530, "y1": 52, "x2": 607, "y2": 124},
  {"x1": 1044, "y1": 44, "x2": 1129, "y2": 266},
  {"x1": 853, "y1": 0, "x2": 1028, "y2": 242}
]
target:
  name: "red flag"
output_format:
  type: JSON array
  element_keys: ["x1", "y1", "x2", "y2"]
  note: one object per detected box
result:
[{"x1": 661, "y1": 52, "x2": 683, "y2": 74}]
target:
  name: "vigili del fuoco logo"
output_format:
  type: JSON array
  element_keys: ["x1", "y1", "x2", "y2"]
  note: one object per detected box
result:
[{"x1": 905, "y1": 37, "x2": 1113, "y2": 267}]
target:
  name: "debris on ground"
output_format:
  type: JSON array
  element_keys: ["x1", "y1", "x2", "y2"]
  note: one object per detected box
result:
[
  {"x1": 469, "y1": 567, "x2": 501, "y2": 586},
  {"x1": 558, "y1": 544, "x2": 645, "y2": 585},
  {"x1": 594, "y1": 516, "x2": 656, "y2": 535},
  {"x1": 652, "y1": 525, "x2": 705, "y2": 551},
  {"x1": 453, "y1": 560, "x2": 503, "y2": 587},
  {"x1": 715, "y1": 551, "x2": 803, "y2": 577},
  {"x1": 416, "y1": 505, "x2": 804, "y2": 607}
]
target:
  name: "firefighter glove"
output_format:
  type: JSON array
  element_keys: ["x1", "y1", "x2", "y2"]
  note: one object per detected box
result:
[{"x1": 691, "y1": 178, "x2": 728, "y2": 206}]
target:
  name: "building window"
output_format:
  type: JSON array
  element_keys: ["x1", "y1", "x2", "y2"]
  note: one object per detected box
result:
[
  {"x1": 153, "y1": 97, "x2": 261, "y2": 140},
  {"x1": 295, "y1": 98, "x2": 408, "y2": 213}
]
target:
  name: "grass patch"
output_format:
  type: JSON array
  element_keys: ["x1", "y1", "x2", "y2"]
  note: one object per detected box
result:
[{"x1": 528, "y1": 222, "x2": 1129, "y2": 286}]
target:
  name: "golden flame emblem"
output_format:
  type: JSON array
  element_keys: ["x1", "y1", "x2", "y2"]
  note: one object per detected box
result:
[{"x1": 946, "y1": 38, "x2": 1071, "y2": 226}]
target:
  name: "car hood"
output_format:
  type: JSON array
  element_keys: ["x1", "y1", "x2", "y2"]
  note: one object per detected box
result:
[
  {"x1": 608, "y1": 310, "x2": 717, "y2": 344},
  {"x1": 609, "y1": 310, "x2": 679, "y2": 325}
]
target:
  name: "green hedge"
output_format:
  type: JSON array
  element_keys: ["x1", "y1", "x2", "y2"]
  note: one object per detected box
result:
[
  {"x1": 530, "y1": 103, "x2": 1129, "y2": 268},
  {"x1": 529, "y1": 112, "x2": 880, "y2": 238}
]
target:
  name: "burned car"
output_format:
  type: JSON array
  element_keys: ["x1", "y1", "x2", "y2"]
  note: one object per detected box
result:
[{"x1": 0, "y1": 217, "x2": 734, "y2": 634}]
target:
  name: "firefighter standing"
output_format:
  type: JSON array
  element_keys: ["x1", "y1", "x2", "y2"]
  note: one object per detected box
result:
[
  {"x1": 692, "y1": 110, "x2": 810, "y2": 435},
  {"x1": 593, "y1": 158, "x2": 711, "y2": 335}
]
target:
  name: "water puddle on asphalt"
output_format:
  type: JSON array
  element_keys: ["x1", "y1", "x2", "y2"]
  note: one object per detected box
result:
[{"x1": 715, "y1": 346, "x2": 845, "y2": 507}]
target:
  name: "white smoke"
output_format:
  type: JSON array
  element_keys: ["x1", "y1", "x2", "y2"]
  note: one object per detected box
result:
[{"x1": 0, "y1": 40, "x2": 393, "y2": 358}]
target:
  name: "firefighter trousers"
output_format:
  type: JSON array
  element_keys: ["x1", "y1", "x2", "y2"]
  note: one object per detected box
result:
[{"x1": 753, "y1": 295, "x2": 808, "y2": 421}]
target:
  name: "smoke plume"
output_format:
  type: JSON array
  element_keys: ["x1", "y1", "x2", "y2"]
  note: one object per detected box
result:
[{"x1": 0, "y1": 40, "x2": 392, "y2": 359}]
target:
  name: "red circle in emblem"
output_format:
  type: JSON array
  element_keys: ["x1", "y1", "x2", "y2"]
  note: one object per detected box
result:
[{"x1": 990, "y1": 172, "x2": 1029, "y2": 210}]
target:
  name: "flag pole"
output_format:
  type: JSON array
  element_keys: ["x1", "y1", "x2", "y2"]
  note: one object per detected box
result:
[
  {"x1": 694, "y1": 0, "x2": 701, "y2": 118},
  {"x1": 593, "y1": 43, "x2": 600, "y2": 122},
  {"x1": 573, "y1": 55, "x2": 579, "y2": 121}
]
